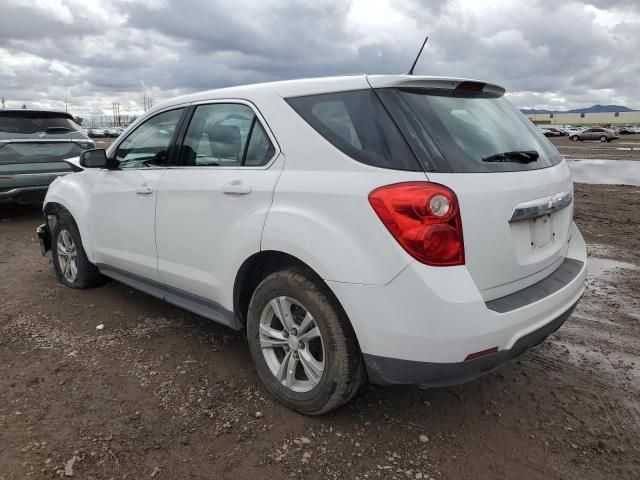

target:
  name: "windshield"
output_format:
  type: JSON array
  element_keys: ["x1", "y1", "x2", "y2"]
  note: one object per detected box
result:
[{"x1": 379, "y1": 88, "x2": 563, "y2": 173}]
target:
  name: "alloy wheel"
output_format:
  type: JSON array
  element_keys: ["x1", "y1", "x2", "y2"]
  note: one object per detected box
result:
[
  {"x1": 57, "y1": 229, "x2": 78, "y2": 283},
  {"x1": 259, "y1": 296, "x2": 325, "y2": 393}
]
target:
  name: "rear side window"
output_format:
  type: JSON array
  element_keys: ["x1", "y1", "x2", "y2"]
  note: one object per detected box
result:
[
  {"x1": 286, "y1": 90, "x2": 421, "y2": 171},
  {"x1": 0, "y1": 112, "x2": 79, "y2": 136},
  {"x1": 179, "y1": 103, "x2": 275, "y2": 167}
]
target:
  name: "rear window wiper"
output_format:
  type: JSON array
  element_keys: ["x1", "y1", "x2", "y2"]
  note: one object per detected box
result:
[{"x1": 482, "y1": 150, "x2": 539, "y2": 163}]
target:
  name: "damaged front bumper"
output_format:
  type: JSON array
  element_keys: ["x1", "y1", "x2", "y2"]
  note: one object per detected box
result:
[{"x1": 36, "y1": 223, "x2": 51, "y2": 255}]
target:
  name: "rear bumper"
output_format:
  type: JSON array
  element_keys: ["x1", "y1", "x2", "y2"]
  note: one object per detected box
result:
[
  {"x1": 0, "y1": 170, "x2": 70, "y2": 201},
  {"x1": 0, "y1": 185, "x2": 49, "y2": 201},
  {"x1": 327, "y1": 222, "x2": 587, "y2": 385},
  {"x1": 365, "y1": 301, "x2": 576, "y2": 386}
]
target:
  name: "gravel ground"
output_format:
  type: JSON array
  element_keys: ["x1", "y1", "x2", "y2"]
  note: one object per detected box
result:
[{"x1": 0, "y1": 181, "x2": 639, "y2": 479}]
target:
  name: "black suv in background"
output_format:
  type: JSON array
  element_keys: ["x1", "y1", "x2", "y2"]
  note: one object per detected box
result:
[{"x1": 0, "y1": 110, "x2": 94, "y2": 202}]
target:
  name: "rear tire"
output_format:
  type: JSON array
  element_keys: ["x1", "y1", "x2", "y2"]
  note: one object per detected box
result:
[
  {"x1": 571, "y1": 135, "x2": 580, "y2": 141},
  {"x1": 600, "y1": 135, "x2": 607, "y2": 142},
  {"x1": 51, "y1": 212, "x2": 103, "y2": 289},
  {"x1": 246, "y1": 268, "x2": 365, "y2": 415}
]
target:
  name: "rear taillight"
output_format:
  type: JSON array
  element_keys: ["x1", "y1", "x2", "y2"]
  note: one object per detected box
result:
[{"x1": 368, "y1": 182, "x2": 465, "y2": 266}]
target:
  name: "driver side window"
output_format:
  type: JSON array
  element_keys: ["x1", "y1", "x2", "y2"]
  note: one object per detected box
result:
[{"x1": 115, "y1": 108, "x2": 184, "y2": 169}]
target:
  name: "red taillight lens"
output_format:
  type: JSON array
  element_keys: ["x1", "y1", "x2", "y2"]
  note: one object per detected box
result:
[{"x1": 369, "y1": 182, "x2": 465, "y2": 266}]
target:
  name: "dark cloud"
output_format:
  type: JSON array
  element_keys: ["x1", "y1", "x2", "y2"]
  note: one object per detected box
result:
[{"x1": 0, "y1": 0, "x2": 637, "y2": 114}]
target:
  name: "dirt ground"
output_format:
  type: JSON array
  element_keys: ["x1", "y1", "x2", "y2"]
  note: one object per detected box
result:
[
  {"x1": 550, "y1": 134, "x2": 640, "y2": 160},
  {"x1": 1, "y1": 181, "x2": 639, "y2": 479}
]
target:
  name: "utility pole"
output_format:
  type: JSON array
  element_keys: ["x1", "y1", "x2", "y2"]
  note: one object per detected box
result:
[
  {"x1": 1, "y1": 97, "x2": 5, "y2": 109},
  {"x1": 64, "y1": 98, "x2": 68, "y2": 113},
  {"x1": 113, "y1": 100, "x2": 121, "y2": 126},
  {"x1": 143, "y1": 95, "x2": 153, "y2": 112}
]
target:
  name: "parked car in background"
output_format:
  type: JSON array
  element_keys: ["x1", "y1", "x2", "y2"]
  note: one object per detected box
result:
[
  {"x1": 87, "y1": 128, "x2": 106, "y2": 138},
  {"x1": 618, "y1": 126, "x2": 639, "y2": 135},
  {"x1": 38, "y1": 74, "x2": 587, "y2": 414},
  {"x1": 0, "y1": 110, "x2": 94, "y2": 202},
  {"x1": 570, "y1": 127, "x2": 619, "y2": 142},
  {"x1": 105, "y1": 127, "x2": 121, "y2": 138},
  {"x1": 542, "y1": 128, "x2": 563, "y2": 137}
]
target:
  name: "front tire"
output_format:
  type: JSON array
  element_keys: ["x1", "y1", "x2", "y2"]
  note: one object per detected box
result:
[
  {"x1": 571, "y1": 135, "x2": 580, "y2": 141},
  {"x1": 600, "y1": 135, "x2": 607, "y2": 142},
  {"x1": 51, "y1": 213, "x2": 103, "y2": 288},
  {"x1": 246, "y1": 269, "x2": 364, "y2": 415}
]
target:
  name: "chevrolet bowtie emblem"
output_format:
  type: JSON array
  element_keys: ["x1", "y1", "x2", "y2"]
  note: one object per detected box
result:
[{"x1": 548, "y1": 196, "x2": 562, "y2": 209}]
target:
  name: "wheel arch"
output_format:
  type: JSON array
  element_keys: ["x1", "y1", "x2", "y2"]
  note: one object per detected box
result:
[
  {"x1": 234, "y1": 250, "x2": 319, "y2": 325},
  {"x1": 233, "y1": 250, "x2": 361, "y2": 349},
  {"x1": 43, "y1": 177, "x2": 94, "y2": 261}
]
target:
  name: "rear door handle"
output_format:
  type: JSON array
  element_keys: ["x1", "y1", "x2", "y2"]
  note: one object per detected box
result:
[
  {"x1": 135, "y1": 185, "x2": 153, "y2": 195},
  {"x1": 222, "y1": 181, "x2": 252, "y2": 195}
]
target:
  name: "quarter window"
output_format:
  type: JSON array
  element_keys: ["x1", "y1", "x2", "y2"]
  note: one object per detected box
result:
[
  {"x1": 115, "y1": 109, "x2": 184, "y2": 169},
  {"x1": 286, "y1": 90, "x2": 420, "y2": 171},
  {"x1": 179, "y1": 103, "x2": 275, "y2": 167}
]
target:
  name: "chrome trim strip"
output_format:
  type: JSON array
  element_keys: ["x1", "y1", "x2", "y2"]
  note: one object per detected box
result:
[
  {"x1": 1, "y1": 171, "x2": 71, "y2": 178},
  {"x1": 0, "y1": 139, "x2": 92, "y2": 144},
  {"x1": 509, "y1": 189, "x2": 573, "y2": 223}
]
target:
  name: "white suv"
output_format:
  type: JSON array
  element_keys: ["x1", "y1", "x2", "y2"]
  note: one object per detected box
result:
[{"x1": 38, "y1": 75, "x2": 587, "y2": 415}]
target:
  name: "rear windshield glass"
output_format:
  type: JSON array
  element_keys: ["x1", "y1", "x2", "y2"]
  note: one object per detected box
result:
[
  {"x1": 286, "y1": 90, "x2": 421, "y2": 171},
  {"x1": 378, "y1": 88, "x2": 563, "y2": 173},
  {"x1": 0, "y1": 112, "x2": 79, "y2": 135}
]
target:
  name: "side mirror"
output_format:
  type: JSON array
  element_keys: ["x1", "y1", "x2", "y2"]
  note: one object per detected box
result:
[{"x1": 79, "y1": 149, "x2": 108, "y2": 168}]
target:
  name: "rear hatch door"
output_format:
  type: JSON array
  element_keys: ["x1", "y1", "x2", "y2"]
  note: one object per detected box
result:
[
  {"x1": 372, "y1": 77, "x2": 574, "y2": 300},
  {"x1": 0, "y1": 110, "x2": 92, "y2": 172},
  {"x1": 428, "y1": 166, "x2": 573, "y2": 300}
]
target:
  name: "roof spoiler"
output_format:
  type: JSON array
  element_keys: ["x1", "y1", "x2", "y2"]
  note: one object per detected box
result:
[
  {"x1": 367, "y1": 76, "x2": 506, "y2": 97},
  {"x1": 0, "y1": 110, "x2": 75, "y2": 120}
]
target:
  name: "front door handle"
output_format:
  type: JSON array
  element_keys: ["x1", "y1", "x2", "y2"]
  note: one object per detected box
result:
[
  {"x1": 135, "y1": 185, "x2": 153, "y2": 195},
  {"x1": 222, "y1": 181, "x2": 252, "y2": 195}
]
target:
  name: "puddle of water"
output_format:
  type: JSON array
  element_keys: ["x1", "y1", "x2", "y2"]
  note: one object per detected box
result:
[
  {"x1": 587, "y1": 256, "x2": 639, "y2": 277},
  {"x1": 567, "y1": 159, "x2": 640, "y2": 186}
]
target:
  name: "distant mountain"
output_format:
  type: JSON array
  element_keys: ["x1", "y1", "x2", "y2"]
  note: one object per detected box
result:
[{"x1": 520, "y1": 104, "x2": 636, "y2": 114}]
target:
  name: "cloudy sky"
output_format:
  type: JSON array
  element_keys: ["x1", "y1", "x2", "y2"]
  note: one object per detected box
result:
[{"x1": 0, "y1": 0, "x2": 638, "y2": 116}]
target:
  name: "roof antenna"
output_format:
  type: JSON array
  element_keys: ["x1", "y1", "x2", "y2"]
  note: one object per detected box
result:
[{"x1": 407, "y1": 36, "x2": 429, "y2": 75}]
